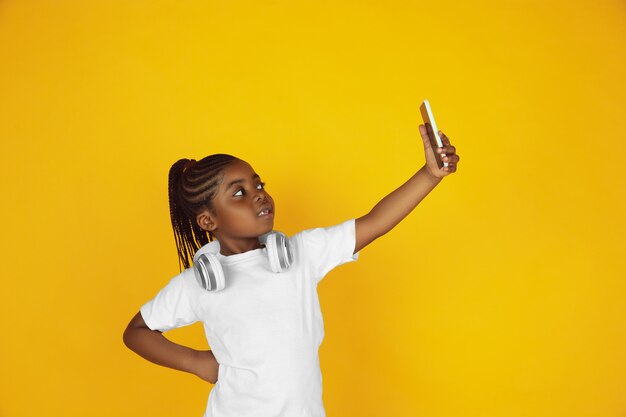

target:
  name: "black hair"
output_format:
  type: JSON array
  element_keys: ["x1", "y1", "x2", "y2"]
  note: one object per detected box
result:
[{"x1": 168, "y1": 153, "x2": 240, "y2": 271}]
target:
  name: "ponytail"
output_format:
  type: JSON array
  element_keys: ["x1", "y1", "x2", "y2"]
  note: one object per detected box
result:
[{"x1": 168, "y1": 154, "x2": 239, "y2": 271}]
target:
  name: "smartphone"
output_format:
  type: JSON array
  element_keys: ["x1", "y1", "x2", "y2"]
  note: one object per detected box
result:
[{"x1": 419, "y1": 99, "x2": 448, "y2": 169}]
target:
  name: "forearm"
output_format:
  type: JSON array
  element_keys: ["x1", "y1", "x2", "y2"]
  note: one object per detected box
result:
[
  {"x1": 368, "y1": 164, "x2": 442, "y2": 236},
  {"x1": 123, "y1": 326, "x2": 199, "y2": 375}
]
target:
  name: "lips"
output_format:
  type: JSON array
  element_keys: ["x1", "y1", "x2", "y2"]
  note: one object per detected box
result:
[{"x1": 257, "y1": 206, "x2": 273, "y2": 217}]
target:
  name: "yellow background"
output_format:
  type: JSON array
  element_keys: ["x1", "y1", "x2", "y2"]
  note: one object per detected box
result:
[{"x1": 1, "y1": 1, "x2": 625, "y2": 416}]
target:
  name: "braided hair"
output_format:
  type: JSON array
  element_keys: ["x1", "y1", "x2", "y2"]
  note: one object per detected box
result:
[{"x1": 168, "y1": 153, "x2": 240, "y2": 271}]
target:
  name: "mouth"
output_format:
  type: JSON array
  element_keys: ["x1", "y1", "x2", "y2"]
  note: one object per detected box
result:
[{"x1": 257, "y1": 206, "x2": 274, "y2": 218}]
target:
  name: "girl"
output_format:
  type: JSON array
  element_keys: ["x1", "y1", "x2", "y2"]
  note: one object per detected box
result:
[{"x1": 123, "y1": 125, "x2": 460, "y2": 417}]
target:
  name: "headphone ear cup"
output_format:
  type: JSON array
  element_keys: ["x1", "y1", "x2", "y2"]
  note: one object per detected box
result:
[
  {"x1": 265, "y1": 232, "x2": 294, "y2": 273},
  {"x1": 193, "y1": 253, "x2": 226, "y2": 291}
]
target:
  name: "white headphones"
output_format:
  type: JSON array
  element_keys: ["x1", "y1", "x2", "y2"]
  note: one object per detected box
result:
[{"x1": 192, "y1": 230, "x2": 294, "y2": 292}]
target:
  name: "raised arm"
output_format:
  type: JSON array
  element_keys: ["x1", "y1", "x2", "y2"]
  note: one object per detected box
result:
[{"x1": 354, "y1": 127, "x2": 459, "y2": 254}]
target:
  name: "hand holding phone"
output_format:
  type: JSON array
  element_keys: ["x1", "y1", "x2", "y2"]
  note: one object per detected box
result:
[{"x1": 419, "y1": 99, "x2": 448, "y2": 169}]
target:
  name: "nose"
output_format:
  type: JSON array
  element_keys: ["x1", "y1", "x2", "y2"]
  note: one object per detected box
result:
[{"x1": 254, "y1": 188, "x2": 268, "y2": 203}]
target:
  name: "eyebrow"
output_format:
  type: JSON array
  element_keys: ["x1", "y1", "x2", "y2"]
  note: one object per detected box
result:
[{"x1": 224, "y1": 174, "x2": 260, "y2": 193}]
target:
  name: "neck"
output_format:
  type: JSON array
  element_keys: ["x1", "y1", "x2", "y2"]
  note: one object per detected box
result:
[{"x1": 218, "y1": 239, "x2": 265, "y2": 256}]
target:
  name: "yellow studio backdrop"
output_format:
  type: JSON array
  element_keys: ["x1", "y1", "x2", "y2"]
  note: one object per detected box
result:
[{"x1": 1, "y1": 1, "x2": 624, "y2": 416}]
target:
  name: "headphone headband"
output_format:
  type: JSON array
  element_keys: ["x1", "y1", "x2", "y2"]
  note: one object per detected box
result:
[
  {"x1": 192, "y1": 230, "x2": 293, "y2": 292},
  {"x1": 192, "y1": 230, "x2": 275, "y2": 263}
]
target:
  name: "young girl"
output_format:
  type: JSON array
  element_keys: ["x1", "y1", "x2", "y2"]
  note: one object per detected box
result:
[{"x1": 123, "y1": 125, "x2": 459, "y2": 417}]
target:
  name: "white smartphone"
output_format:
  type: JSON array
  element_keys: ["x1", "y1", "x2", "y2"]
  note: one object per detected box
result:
[{"x1": 419, "y1": 99, "x2": 448, "y2": 169}]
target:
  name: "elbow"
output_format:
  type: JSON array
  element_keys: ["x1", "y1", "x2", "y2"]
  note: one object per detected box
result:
[
  {"x1": 122, "y1": 320, "x2": 144, "y2": 350},
  {"x1": 123, "y1": 310, "x2": 154, "y2": 349},
  {"x1": 122, "y1": 325, "x2": 135, "y2": 350}
]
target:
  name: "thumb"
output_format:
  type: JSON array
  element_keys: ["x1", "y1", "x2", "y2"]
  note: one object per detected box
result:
[{"x1": 418, "y1": 124, "x2": 434, "y2": 150}]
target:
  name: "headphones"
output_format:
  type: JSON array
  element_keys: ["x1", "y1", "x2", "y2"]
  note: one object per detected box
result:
[{"x1": 192, "y1": 230, "x2": 295, "y2": 292}]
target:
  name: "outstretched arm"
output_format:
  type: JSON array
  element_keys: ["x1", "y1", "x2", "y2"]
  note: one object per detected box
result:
[{"x1": 354, "y1": 126, "x2": 460, "y2": 254}]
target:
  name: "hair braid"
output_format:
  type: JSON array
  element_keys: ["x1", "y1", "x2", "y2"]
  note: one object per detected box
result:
[{"x1": 168, "y1": 153, "x2": 239, "y2": 271}]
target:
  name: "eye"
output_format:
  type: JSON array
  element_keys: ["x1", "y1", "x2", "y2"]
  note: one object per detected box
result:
[{"x1": 233, "y1": 182, "x2": 266, "y2": 197}]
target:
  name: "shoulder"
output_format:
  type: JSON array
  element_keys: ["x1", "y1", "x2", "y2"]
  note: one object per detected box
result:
[
  {"x1": 156, "y1": 267, "x2": 202, "y2": 298},
  {"x1": 289, "y1": 218, "x2": 358, "y2": 263},
  {"x1": 291, "y1": 218, "x2": 355, "y2": 242}
]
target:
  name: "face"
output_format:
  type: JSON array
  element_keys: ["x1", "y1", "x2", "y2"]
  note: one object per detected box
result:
[{"x1": 197, "y1": 159, "x2": 275, "y2": 240}]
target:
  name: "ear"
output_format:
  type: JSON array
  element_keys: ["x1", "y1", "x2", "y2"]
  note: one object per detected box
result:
[{"x1": 196, "y1": 210, "x2": 217, "y2": 232}]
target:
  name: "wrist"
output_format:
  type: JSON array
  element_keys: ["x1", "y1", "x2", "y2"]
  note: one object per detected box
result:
[
  {"x1": 421, "y1": 164, "x2": 443, "y2": 181},
  {"x1": 189, "y1": 349, "x2": 217, "y2": 375}
]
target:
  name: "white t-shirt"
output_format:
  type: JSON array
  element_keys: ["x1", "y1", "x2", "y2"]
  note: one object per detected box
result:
[{"x1": 140, "y1": 218, "x2": 360, "y2": 417}]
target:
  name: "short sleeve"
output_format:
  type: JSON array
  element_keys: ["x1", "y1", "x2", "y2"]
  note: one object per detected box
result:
[
  {"x1": 140, "y1": 269, "x2": 200, "y2": 332},
  {"x1": 294, "y1": 218, "x2": 360, "y2": 283}
]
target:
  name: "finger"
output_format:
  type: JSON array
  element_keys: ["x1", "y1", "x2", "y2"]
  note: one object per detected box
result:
[
  {"x1": 441, "y1": 154, "x2": 460, "y2": 163},
  {"x1": 438, "y1": 130, "x2": 450, "y2": 145},
  {"x1": 437, "y1": 145, "x2": 456, "y2": 155},
  {"x1": 419, "y1": 124, "x2": 432, "y2": 143},
  {"x1": 444, "y1": 163, "x2": 457, "y2": 173}
]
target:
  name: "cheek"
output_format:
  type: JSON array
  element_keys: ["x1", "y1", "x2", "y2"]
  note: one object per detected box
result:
[{"x1": 221, "y1": 208, "x2": 253, "y2": 230}]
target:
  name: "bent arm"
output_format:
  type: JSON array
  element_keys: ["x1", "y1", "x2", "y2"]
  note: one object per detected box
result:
[
  {"x1": 354, "y1": 164, "x2": 442, "y2": 254},
  {"x1": 123, "y1": 311, "x2": 218, "y2": 383}
]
